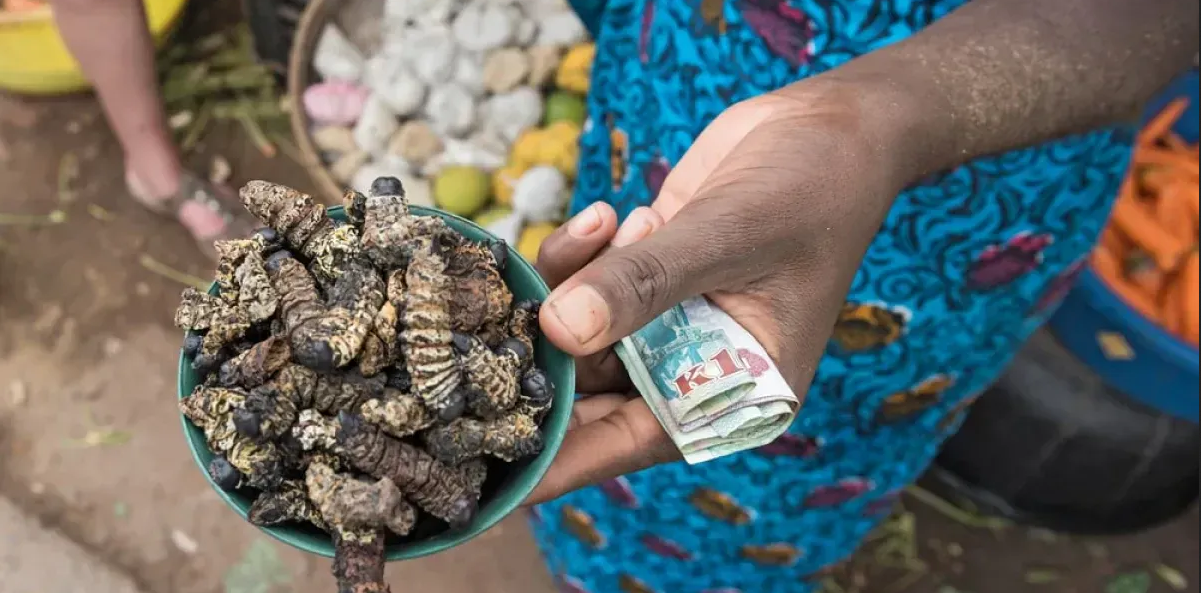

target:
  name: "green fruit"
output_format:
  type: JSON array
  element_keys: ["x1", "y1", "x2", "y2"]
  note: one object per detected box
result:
[
  {"x1": 544, "y1": 92, "x2": 587, "y2": 126},
  {"x1": 433, "y1": 166, "x2": 491, "y2": 216},
  {"x1": 473, "y1": 206, "x2": 513, "y2": 228}
]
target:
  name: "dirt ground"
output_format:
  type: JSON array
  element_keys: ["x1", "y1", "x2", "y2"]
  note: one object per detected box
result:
[{"x1": 0, "y1": 65, "x2": 1197, "y2": 593}]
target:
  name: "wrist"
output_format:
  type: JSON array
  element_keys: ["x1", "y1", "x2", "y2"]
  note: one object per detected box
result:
[{"x1": 774, "y1": 60, "x2": 958, "y2": 192}]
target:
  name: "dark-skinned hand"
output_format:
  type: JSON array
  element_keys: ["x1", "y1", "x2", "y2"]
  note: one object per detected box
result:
[{"x1": 525, "y1": 80, "x2": 918, "y2": 505}]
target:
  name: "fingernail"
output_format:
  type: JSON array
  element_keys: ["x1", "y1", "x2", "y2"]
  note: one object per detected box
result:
[
  {"x1": 548, "y1": 285, "x2": 609, "y2": 346},
  {"x1": 611, "y1": 212, "x2": 655, "y2": 247},
  {"x1": 567, "y1": 204, "x2": 603, "y2": 238}
]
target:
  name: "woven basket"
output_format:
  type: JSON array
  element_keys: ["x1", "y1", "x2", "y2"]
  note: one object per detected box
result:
[{"x1": 287, "y1": 0, "x2": 356, "y2": 205}]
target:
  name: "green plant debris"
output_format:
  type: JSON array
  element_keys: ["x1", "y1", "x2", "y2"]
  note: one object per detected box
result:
[
  {"x1": 69, "y1": 427, "x2": 133, "y2": 448},
  {"x1": 157, "y1": 23, "x2": 284, "y2": 156},
  {"x1": 1106, "y1": 571, "x2": 1152, "y2": 593},
  {"x1": 87, "y1": 204, "x2": 114, "y2": 221},
  {"x1": 223, "y1": 539, "x2": 291, "y2": 593},
  {"x1": 64, "y1": 409, "x2": 132, "y2": 448},
  {"x1": 57, "y1": 151, "x2": 79, "y2": 203},
  {"x1": 0, "y1": 210, "x2": 66, "y2": 226},
  {"x1": 905, "y1": 486, "x2": 1011, "y2": 531},
  {"x1": 139, "y1": 254, "x2": 209, "y2": 290},
  {"x1": 236, "y1": 107, "x2": 276, "y2": 158},
  {"x1": 1024, "y1": 568, "x2": 1062, "y2": 584},
  {"x1": 1153, "y1": 564, "x2": 1188, "y2": 591},
  {"x1": 113, "y1": 501, "x2": 129, "y2": 518},
  {"x1": 180, "y1": 103, "x2": 213, "y2": 153}
]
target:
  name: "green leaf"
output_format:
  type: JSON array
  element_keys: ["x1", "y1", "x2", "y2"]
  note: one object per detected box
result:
[
  {"x1": 1153, "y1": 564, "x2": 1188, "y2": 591},
  {"x1": 1105, "y1": 571, "x2": 1152, "y2": 593}
]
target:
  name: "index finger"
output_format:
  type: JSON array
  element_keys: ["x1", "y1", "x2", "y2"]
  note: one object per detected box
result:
[{"x1": 535, "y1": 202, "x2": 620, "y2": 289}]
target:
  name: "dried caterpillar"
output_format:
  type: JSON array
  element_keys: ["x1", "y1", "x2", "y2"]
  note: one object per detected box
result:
[
  {"x1": 239, "y1": 180, "x2": 360, "y2": 281},
  {"x1": 248, "y1": 479, "x2": 328, "y2": 530},
  {"x1": 360, "y1": 177, "x2": 455, "y2": 272},
  {"x1": 401, "y1": 239, "x2": 467, "y2": 422},
  {"x1": 305, "y1": 461, "x2": 417, "y2": 537},
  {"x1": 359, "y1": 388, "x2": 434, "y2": 439},
  {"x1": 443, "y1": 237, "x2": 513, "y2": 335},
  {"x1": 337, "y1": 412, "x2": 479, "y2": 528},
  {"x1": 233, "y1": 363, "x2": 385, "y2": 441},
  {"x1": 265, "y1": 251, "x2": 385, "y2": 371},
  {"x1": 422, "y1": 412, "x2": 543, "y2": 466}
]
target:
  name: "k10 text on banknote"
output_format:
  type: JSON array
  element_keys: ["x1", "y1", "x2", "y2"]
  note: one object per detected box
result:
[{"x1": 615, "y1": 297, "x2": 800, "y2": 464}]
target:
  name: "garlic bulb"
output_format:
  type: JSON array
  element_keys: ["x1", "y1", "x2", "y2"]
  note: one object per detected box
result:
[{"x1": 313, "y1": 24, "x2": 366, "y2": 82}]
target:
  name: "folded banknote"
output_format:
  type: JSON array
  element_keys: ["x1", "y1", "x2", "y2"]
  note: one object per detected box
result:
[{"x1": 614, "y1": 297, "x2": 799, "y2": 464}]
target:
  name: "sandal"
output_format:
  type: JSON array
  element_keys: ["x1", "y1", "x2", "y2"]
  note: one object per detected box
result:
[{"x1": 127, "y1": 171, "x2": 258, "y2": 262}]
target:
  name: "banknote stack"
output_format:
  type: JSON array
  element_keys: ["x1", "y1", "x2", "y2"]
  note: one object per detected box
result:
[{"x1": 614, "y1": 296, "x2": 800, "y2": 464}]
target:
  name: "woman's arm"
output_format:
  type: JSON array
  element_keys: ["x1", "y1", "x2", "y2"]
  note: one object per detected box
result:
[{"x1": 804, "y1": 0, "x2": 1199, "y2": 183}]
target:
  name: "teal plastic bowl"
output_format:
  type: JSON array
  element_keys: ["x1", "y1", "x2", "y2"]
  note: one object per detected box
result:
[{"x1": 176, "y1": 205, "x2": 575, "y2": 560}]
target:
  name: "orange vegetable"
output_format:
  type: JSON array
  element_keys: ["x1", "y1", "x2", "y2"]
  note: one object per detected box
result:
[
  {"x1": 1181, "y1": 252, "x2": 1199, "y2": 344},
  {"x1": 1157, "y1": 184, "x2": 1199, "y2": 244},
  {"x1": 1100, "y1": 227, "x2": 1129, "y2": 255},
  {"x1": 1189, "y1": 183, "x2": 1200, "y2": 226},
  {"x1": 1093, "y1": 248, "x2": 1159, "y2": 320},
  {"x1": 1109, "y1": 196, "x2": 1189, "y2": 269},
  {"x1": 1092, "y1": 98, "x2": 1200, "y2": 346}
]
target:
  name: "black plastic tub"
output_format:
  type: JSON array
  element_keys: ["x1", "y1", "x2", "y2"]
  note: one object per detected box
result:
[
  {"x1": 927, "y1": 329, "x2": 1199, "y2": 536},
  {"x1": 241, "y1": 0, "x2": 310, "y2": 81}
]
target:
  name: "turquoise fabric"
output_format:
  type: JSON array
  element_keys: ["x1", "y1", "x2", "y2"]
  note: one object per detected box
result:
[{"x1": 529, "y1": 1, "x2": 1134, "y2": 591}]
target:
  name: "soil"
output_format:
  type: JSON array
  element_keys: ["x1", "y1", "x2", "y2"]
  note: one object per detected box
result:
[{"x1": 0, "y1": 28, "x2": 1196, "y2": 593}]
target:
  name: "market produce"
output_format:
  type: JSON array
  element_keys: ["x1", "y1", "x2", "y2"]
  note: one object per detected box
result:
[
  {"x1": 303, "y1": 0, "x2": 597, "y2": 259},
  {"x1": 175, "y1": 177, "x2": 555, "y2": 593},
  {"x1": 1092, "y1": 98, "x2": 1200, "y2": 346}
]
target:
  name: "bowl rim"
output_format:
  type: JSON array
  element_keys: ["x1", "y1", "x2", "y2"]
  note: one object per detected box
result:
[
  {"x1": 1077, "y1": 267, "x2": 1199, "y2": 368},
  {"x1": 176, "y1": 204, "x2": 575, "y2": 560},
  {"x1": 286, "y1": 0, "x2": 349, "y2": 205}
]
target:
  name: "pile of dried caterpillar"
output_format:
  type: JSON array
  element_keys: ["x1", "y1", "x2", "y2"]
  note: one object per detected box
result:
[{"x1": 174, "y1": 177, "x2": 555, "y2": 593}]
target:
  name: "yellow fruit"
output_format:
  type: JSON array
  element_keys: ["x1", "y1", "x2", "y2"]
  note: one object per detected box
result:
[
  {"x1": 544, "y1": 91, "x2": 587, "y2": 126},
  {"x1": 556, "y1": 43, "x2": 595, "y2": 95},
  {"x1": 433, "y1": 166, "x2": 491, "y2": 216},
  {"x1": 517, "y1": 222, "x2": 559, "y2": 262},
  {"x1": 510, "y1": 129, "x2": 546, "y2": 170},
  {"x1": 491, "y1": 164, "x2": 526, "y2": 207},
  {"x1": 545, "y1": 120, "x2": 582, "y2": 143},
  {"x1": 551, "y1": 142, "x2": 579, "y2": 179}
]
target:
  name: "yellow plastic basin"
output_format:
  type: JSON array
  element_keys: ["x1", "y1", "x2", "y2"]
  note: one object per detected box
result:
[{"x1": 0, "y1": 0, "x2": 189, "y2": 95}]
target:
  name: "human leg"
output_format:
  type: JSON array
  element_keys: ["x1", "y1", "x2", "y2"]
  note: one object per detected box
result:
[{"x1": 47, "y1": 0, "x2": 252, "y2": 253}]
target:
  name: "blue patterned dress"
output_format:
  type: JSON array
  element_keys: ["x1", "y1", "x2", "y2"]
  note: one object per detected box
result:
[{"x1": 527, "y1": 0, "x2": 1135, "y2": 591}]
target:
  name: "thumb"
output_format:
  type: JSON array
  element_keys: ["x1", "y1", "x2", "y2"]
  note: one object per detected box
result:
[{"x1": 540, "y1": 199, "x2": 749, "y2": 356}]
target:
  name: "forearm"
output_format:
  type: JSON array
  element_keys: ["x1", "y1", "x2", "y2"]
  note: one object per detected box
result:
[{"x1": 821, "y1": 0, "x2": 1199, "y2": 182}]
